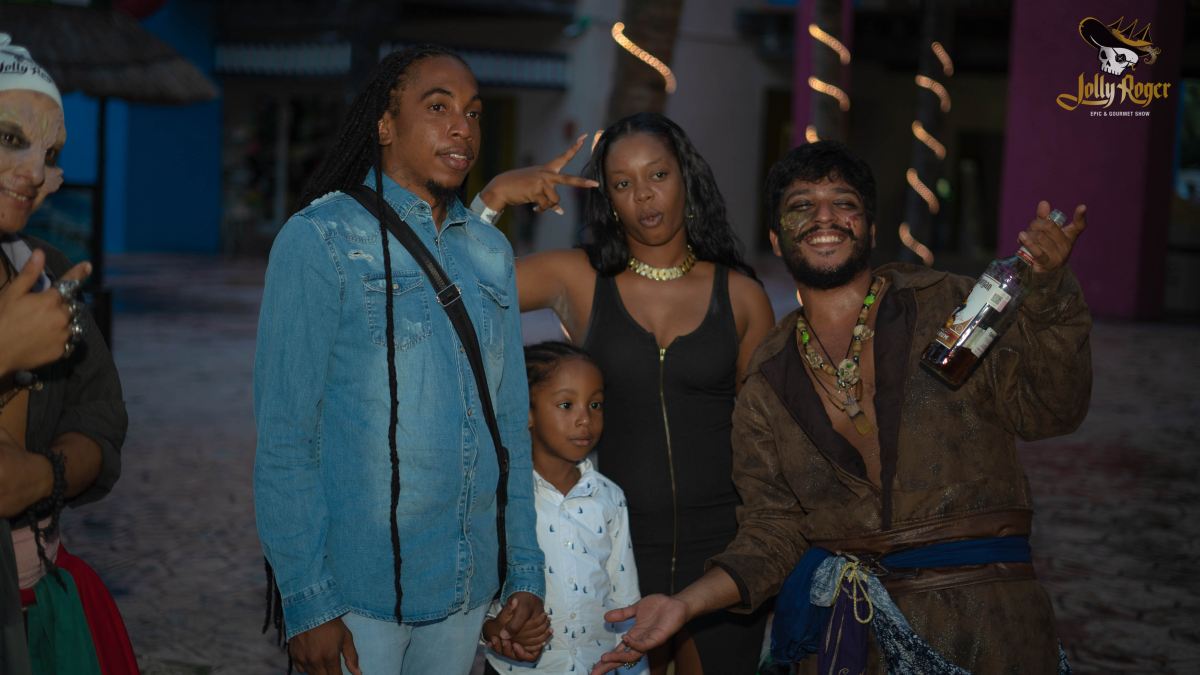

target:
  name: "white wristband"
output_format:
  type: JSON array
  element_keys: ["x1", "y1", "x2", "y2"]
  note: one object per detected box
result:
[{"x1": 470, "y1": 194, "x2": 503, "y2": 225}]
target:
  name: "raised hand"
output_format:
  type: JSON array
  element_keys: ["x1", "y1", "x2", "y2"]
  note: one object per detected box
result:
[
  {"x1": 1018, "y1": 201, "x2": 1088, "y2": 274},
  {"x1": 478, "y1": 134, "x2": 600, "y2": 215}
]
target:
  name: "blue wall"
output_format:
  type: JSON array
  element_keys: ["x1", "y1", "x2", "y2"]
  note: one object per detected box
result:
[
  {"x1": 60, "y1": 0, "x2": 221, "y2": 254},
  {"x1": 125, "y1": 0, "x2": 222, "y2": 252}
]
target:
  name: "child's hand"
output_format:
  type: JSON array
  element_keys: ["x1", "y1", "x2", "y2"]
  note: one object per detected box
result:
[
  {"x1": 485, "y1": 597, "x2": 552, "y2": 662},
  {"x1": 511, "y1": 609, "x2": 551, "y2": 650}
]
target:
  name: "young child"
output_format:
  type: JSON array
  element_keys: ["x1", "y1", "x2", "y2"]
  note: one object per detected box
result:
[{"x1": 483, "y1": 341, "x2": 647, "y2": 674}]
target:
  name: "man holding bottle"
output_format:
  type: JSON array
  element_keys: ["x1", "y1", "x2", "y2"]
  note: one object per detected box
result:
[{"x1": 593, "y1": 141, "x2": 1090, "y2": 675}]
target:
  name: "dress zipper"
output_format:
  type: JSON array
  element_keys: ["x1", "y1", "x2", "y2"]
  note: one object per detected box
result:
[{"x1": 659, "y1": 346, "x2": 680, "y2": 594}]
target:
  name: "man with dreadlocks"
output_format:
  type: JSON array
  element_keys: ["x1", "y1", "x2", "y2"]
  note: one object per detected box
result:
[{"x1": 254, "y1": 45, "x2": 548, "y2": 674}]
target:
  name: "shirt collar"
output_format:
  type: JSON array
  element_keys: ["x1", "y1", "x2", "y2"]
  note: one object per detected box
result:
[
  {"x1": 534, "y1": 458, "x2": 600, "y2": 500},
  {"x1": 361, "y1": 168, "x2": 470, "y2": 228}
]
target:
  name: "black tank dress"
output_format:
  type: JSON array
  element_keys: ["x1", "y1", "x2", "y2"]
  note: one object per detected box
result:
[{"x1": 583, "y1": 265, "x2": 767, "y2": 673}]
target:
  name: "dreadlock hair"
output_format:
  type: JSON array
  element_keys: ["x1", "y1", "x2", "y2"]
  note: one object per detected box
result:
[
  {"x1": 764, "y1": 140, "x2": 876, "y2": 235},
  {"x1": 297, "y1": 44, "x2": 467, "y2": 208},
  {"x1": 580, "y1": 112, "x2": 757, "y2": 281},
  {"x1": 524, "y1": 341, "x2": 600, "y2": 392},
  {"x1": 265, "y1": 46, "x2": 468, "y2": 650}
]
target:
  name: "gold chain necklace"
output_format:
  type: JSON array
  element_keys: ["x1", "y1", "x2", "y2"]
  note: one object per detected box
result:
[
  {"x1": 795, "y1": 275, "x2": 885, "y2": 435},
  {"x1": 627, "y1": 246, "x2": 696, "y2": 281}
]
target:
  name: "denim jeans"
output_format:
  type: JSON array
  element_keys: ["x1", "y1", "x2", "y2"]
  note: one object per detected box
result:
[{"x1": 341, "y1": 604, "x2": 489, "y2": 675}]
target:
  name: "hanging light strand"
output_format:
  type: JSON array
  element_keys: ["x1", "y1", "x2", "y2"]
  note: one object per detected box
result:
[
  {"x1": 911, "y1": 121, "x2": 946, "y2": 159},
  {"x1": 808, "y1": 76, "x2": 851, "y2": 112},
  {"x1": 915, "y1": 75, "x2": 951, "y2": 112},
  {"x1": 809, "y1": 23, "x2": 851, "y2": 65},
  {"x1": 931, "y1": 41, "x2": 954, "y2": 76},
  {"x1": 906, "y1": 168, "x2": 940, "y2": 215},
  {"x1": 900, "y1": 42, "x2": 953, "y2": 266},
  {"x1": 611, "y1": 22, "x2": 677, "y2": 94},
  {"x1": 898, "y1": 222, "x2": 935, "y2": 265},
  {"x1": 805, "y1": 20, "x2": 852, "y2": 141}
]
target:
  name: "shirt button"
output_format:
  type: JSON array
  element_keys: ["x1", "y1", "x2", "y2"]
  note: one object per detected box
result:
[
  {"x1": 570, "y1": 612, "x2": 576, "y2": 619},
  {"x1": 467, "y1": 407, "x2": 475, "y2": 417}
]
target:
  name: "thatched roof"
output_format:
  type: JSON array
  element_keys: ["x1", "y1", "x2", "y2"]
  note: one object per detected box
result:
[{"x1": 0, "y1": 4, "x2": 217, "y2": 104}]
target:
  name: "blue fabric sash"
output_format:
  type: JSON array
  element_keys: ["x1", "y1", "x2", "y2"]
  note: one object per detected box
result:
[{"x1": 769, "y1": 535, "x2": 1032, "y2": 664}]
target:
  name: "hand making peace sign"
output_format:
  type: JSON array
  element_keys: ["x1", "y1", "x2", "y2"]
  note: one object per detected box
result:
[{"x1": 478, "y1": 133, "x2": 601, "y2": 216}]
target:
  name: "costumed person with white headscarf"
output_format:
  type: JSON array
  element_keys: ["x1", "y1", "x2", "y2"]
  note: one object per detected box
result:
[{"x1": 0, "y1": 34, "x2": 138, "y2": 675}]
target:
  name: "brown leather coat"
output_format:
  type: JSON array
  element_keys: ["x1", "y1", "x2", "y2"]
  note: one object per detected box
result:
[{"x1": 709, "y1": 262, "x2": 1091, "y2": 674}]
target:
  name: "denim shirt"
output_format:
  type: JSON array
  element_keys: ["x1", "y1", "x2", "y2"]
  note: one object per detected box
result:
[{"x1": 253, "y1": 171, "x2": 544, "y2": 638}]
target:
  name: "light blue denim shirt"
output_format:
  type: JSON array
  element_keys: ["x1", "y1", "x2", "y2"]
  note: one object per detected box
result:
[{"x1": 253, "y1": 171, "x2": 544, "y2": 639}]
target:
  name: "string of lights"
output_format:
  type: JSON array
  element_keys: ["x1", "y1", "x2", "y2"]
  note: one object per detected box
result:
[
  {"x1": 805, "y1": 17, "x2": 851, "y2": 141},
  {"x1": 898, "y1": 222, "x2": 935, "y2": 265},
  {"x1": 808, "y1": 76, "x2": 851, "y2": 111},
  {"x1": 901, "y1": 42, "x2": 954, "y2": 264},
  {"x1": 808, "y1": 23, "x2": 851, "y2": 65},
  {"x1": 931, "y1": 41, "x2": 955, "y2": 76},
  {"x1": 611, "y1": 21, "x2": 677, "y2": 94},
  {"x1": 911, "y1": 120, "x2": 946, "y2": 159},
  {"x1": 914, "y1": 75, "x2": 951, "y2": 113},
  {"x1": 906, "y1": 167, "x2": 940, "y2": 215}
]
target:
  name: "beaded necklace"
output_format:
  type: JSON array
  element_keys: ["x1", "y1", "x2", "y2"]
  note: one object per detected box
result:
[
  {"x1": 795, "y1": 275, "x2": 885, "y2": 436},
  {"x1": 627, "y1": 245, "x2": 696, "y2": 281}
]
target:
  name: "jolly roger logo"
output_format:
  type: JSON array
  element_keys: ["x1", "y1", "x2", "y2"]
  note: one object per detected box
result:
[{"x1": 1055, "y1": 16, "x2": 1172, "y2": 112}]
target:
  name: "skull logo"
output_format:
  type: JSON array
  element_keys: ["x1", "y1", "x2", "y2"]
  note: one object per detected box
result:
[{"x1": 1098, "y1": 46, "x2": 1139, "y2": 75}]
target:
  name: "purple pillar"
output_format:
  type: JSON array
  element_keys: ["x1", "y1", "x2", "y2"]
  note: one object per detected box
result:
[{"x1": 999, "y1": 0, "x2": 1183, "y2": 319}]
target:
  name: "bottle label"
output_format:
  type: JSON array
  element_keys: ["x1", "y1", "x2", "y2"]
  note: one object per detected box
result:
[
  {"x1": 963, "y1": 326, "x2": 998, "y2": 357},
  {"x1": 935, "y1": 275, "x2": 1010, "y2": 348}
]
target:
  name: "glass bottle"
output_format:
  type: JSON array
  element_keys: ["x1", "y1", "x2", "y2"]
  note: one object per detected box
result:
[{"x1": 921, "y1": 210, "x2": 1067, "y2": 388}]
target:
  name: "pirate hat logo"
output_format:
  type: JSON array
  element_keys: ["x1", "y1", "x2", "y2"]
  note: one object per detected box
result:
[{"x1": 1078, "y1": 16, "x2": 1161, "y2": 76}]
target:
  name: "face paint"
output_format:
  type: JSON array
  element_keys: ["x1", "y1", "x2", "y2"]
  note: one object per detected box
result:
[
  {"x1": 773, "y1": 177, "x2": 873, "y2": 290},
  {"x1": 0, "y1": 90, "x2": 65, "y2": 234}
]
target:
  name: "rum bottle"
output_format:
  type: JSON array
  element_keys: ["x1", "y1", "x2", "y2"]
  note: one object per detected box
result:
[{"x1": 921, "y1": 210, "x2": 1067, "y2": 388}]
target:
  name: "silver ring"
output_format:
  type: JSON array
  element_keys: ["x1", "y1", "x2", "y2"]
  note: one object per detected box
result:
[
  {"x1": 63, "y1": 341, "x2": 75, "y2": 358},
  {"x1": 69, "y1": 320, "x2": 86, "y2": 342},
  {"x1": 623, "y1": 662, "x2": 637, "y2": 670},
  {"x1": 55, "y1": 279, "x2": 81, "y2": 301}
]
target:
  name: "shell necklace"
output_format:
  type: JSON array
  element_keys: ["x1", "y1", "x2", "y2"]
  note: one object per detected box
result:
[{"x1": 795, "y1": 275, "x2": 885, "y2": 435}]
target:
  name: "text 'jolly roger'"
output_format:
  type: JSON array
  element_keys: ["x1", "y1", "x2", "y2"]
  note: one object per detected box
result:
[{"x1": 1056, "y1": 16, "x2": 1171, "y2": 112}]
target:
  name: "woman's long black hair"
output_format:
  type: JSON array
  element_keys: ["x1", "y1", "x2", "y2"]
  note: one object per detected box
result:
[
  {"x1": 265, "y1": 46, "x2": 466, "y2": 658},
  {"x1": 581, "y1": 112, "x2": 757, "y2": 280}
]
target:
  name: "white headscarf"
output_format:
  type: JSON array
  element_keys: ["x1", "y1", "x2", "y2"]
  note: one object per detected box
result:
[{"x1": 0, "y1": 33, "x2": 62, "y2": 109}]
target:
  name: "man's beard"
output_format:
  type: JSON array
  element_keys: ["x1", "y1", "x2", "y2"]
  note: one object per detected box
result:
[
  {"x1": 781, "y1": 228, "x2": 872, "y2": 290},
  {"x1": 425, "y1": 179, "x2": 461, "y2": 208}
]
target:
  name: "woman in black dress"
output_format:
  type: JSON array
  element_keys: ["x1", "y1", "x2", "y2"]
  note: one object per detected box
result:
[{"x1": 478, "y1": 112, "x2": 775, "y2": 674}]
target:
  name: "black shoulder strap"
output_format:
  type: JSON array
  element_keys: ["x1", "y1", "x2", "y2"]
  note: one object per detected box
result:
[{"x1": 345, "y1": 184, "x2": 510, "y2": 592}]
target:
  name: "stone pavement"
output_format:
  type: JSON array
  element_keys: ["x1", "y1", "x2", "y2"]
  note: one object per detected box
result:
[{"x1": 57, "y1": 253, "x2": 1199, "y2": 674}]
